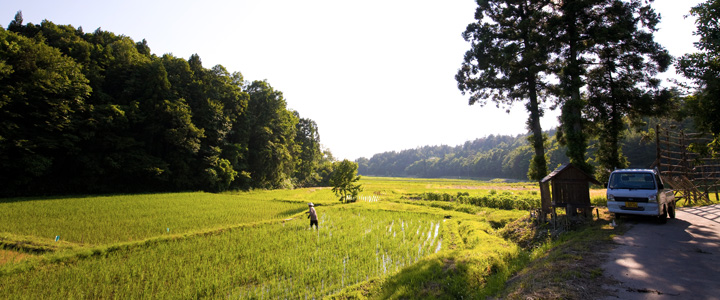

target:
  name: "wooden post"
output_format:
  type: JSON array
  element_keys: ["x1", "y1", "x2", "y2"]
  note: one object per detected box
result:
[
  {"x1": 566, "y1": 203, "x2": 575, "y2": 218},
  {"x1": 680, "y1": 130, "x2": 692, "y2": 204},
  {"x1": 656, "y1": 124, "x2": 662, "y2": 171},
  {"x1": 664, "y1": 127, "x2": 671, "y2": 178},
  {"x1": 540, "y1": 181, "x2": 551, "y2": 222}
]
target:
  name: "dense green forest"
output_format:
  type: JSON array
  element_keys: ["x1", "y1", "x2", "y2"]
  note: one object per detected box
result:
[
  {"x1": 0, "y1": 14, "x2": 333, "y2": 196},
  {"x1": 357, "y1": 127, "x2": 660, "y2": 180}
]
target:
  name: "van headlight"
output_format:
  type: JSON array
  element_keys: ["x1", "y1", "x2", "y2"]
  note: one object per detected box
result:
[
  {"x1": 648, "y1": 194, "x2": 657, "y2": 203},
  {"x1": 608, "y1": 195, "x2": 615, "y2": 201}
]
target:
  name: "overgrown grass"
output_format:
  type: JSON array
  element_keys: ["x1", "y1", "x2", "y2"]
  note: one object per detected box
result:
[
  {"x1": 411, "y1": 190, "x2": 542, "y2": 210},
  {"x1": 497, "y1": 207, "x2": 625, "y2": 299},
  {"x1": 330, "y1": 218, "x2": 526, "y2": 299}
]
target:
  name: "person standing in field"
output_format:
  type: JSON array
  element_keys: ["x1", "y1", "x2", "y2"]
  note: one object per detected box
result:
[{"x1": 308, "y1": 203, "x2": 318, "y2": 229}]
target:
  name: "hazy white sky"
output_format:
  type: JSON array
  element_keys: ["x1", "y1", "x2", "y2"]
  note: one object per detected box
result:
[{"x1": 1, "y1": 0, "x2": 703, "y2": 160}]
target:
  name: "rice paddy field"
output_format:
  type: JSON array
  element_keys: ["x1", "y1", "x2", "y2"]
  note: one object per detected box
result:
[{"x1": 0, "y1": 177, "x2": 558, "y2": 299}]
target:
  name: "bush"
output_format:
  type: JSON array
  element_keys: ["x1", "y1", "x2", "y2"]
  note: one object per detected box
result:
[{"x1": 418, "y1": 191, "x2": 541, "y2": 211}]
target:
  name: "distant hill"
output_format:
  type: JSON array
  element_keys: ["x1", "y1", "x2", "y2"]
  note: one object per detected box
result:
[{"x1": 356, "y1": 128, "x2": 658, "y2": 180}]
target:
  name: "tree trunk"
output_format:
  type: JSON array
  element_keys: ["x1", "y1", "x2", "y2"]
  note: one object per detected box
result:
[
  {"x1": 562, "y1": 2, "x2": 590, "y2": 174},
  {"x1": 540, "y1": 181, "x2": 552, "y2": 221},
  {"x1": 527, "y1": 79, "x2": 547, "y2": 181}
]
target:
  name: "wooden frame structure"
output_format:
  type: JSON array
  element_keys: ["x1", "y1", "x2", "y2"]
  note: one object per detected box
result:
[
  {"x1": 541, "y1": 163, "x2": 601, "y2": 218},
  {"x1": 654, "y1": 124, "x2": 720, "y2": 204}
]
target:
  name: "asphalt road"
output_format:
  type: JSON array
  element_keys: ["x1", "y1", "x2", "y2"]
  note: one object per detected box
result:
[{"x1": 602, "y1": 204, "x2": 720, "y2": 300}]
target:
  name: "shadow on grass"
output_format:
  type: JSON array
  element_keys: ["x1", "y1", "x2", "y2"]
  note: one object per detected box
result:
[
  {"x1": 332, "y1": 249, "x2": 523, "y2": 300},
  {"x1": 377, "y1": 252, "x2": 488, "y2": 299},
  {"x1": 0, "y1": 194, "x2": 97, "y2": 204},
  {"x1": 274, "y1": 206, "x2": 309, "y2": 219},
  {"x1": 0, "y1": 191, "x2": 199, "y2": 204}
]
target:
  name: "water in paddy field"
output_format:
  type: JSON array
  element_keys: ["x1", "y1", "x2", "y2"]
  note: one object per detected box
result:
[{"x1": 230, "y1": 211, "x2": 442, "y2": 299}]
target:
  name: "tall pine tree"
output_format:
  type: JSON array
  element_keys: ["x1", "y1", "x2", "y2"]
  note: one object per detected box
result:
[
  {"x1": 584, "y1": 0, "x2": 671, "y2": 181},
  {"x1": 457, "y1": 0, "x2": 554, "y2": 181}
]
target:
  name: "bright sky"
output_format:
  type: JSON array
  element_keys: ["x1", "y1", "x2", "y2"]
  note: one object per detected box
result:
[{"x1": 1, "y1": 0, "x2": 703, "y2": 160}]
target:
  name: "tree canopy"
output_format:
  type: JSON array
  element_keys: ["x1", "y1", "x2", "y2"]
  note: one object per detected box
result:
[
  {"x1": 456, "y1": 0, "x2": 553, "y2": 181},
  {"x1": 677, "y1": 0, "x2": 720, "y2": 153},
  {"x1": 582, "y1": 0, "x2": 672, "y2": 181},
  {"x1": 457, "y1": 0, "x2": 673, "y2": 182},
  {"x1": 0, "y1": 15, "x2": 330, "y2": 196},
  {"x1": 330, "y1": 160, "x2": 362, "y2": 203},
  {"x1": 551, "y1": 0, "x2": 671, "y2": 179}
]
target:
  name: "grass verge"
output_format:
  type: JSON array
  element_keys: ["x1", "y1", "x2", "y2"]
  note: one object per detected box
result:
[
  {"x1": 327, "y1": 217, "x2": 527, "y2": 299},
  {"x1": 497, "y1": 207, "x2": 628, "y2": 299}
]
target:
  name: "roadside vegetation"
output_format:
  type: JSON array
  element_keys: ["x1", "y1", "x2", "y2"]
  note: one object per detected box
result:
[{"x1": 497, "y1": 210, "x2": 627, "y2": 299}]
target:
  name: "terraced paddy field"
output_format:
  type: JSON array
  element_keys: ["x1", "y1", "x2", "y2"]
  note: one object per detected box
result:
[{"x1": 1, "y1": 177, "x2": 546, "y2": 299}]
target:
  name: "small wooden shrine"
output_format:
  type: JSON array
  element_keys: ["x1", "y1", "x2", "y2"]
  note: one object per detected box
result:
[{"x1": 541, "y1": 163, "x2": 601, "y2": 217}]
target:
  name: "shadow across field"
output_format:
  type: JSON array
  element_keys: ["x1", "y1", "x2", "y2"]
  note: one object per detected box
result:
[{"x1": 376, "y1": 252, "x2": 515, "y2": 299}]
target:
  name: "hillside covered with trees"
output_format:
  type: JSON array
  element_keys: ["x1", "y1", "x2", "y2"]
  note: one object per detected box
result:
[
  {"x1": 0, "y1": 13, "x2": 333, "y2": 196},
  {"x1": 357, "y1": 126, "x2": 660, "y2": 180}
]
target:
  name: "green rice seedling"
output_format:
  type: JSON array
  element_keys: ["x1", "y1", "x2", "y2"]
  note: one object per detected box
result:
[
  {"x1": 0, "y1": 177, "x2": 538, "y2": 299},
  {"x1": 0, "y1": 192, "x2": 307, "y2": 245},
  {"x1": 0, "y1": 206, "x2": 444, "y2": 299}
]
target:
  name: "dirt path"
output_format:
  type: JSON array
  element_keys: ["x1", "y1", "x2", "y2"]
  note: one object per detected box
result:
[{"x1": 601, "y1": 204, "x2": 720, "y2": 299}]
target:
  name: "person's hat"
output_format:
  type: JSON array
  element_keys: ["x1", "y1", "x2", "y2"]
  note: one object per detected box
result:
[{"x1": 308, "y1": 203, "x2": 314, "y2": 207}]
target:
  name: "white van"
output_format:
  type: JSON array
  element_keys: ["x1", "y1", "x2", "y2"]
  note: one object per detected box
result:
[{"x1": 606, "y1": 169, "x2": 676, "y2": 223}]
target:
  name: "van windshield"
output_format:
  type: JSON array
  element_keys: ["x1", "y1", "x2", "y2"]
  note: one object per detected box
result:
[{"x1": 608, "y1": 173, "x2": 656, "y2": 190}]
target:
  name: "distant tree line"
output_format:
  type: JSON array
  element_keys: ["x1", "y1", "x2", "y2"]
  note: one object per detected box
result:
[
  {"x1": 0, "y1": 13, "x2": 335, "y2": 196},
  {"x1": 357, "y1": 127, "x2": 663, "y2": 181}
]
